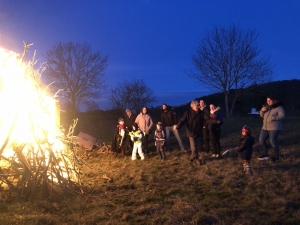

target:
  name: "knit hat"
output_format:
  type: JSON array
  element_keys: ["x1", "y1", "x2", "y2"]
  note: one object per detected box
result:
[{"x1": 242, "y1": 125, "x2": 251, "y2": 135}]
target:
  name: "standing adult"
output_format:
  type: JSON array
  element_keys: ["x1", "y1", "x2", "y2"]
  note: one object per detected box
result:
[
  {"x1": 258, "y1": 96, "x2": 285, "y2": 161},
  {"x1": 161, "y1": 103, "x2": 186, "y2": 152},
  {"x1": 174, "y1": 100, "x2": 204, "y2": 165},
  {"x1": 123, "y1": 108, "x2": 137, "y2": 153},
  {"x1": 135, "y1": 106, "x2": 153, "y2": 154},
  {"x1": 199, "y1": 100, "x2": 210, "y2": 154},
  {"x1": 207, "y1": 104, "x2": 223, "y2": 158}
]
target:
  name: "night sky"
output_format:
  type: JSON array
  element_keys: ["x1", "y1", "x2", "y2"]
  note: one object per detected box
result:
[{"x1": 0, "y1": 0, "x2": 299, "y2": 109}]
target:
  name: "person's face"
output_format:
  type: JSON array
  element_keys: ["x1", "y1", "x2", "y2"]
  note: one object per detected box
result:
[
  {"x1": 199, "y1": 100, "x2": 205, "y2": 108},
  {"x1": 126, "y1": 110, "x2": 131, "y2": 116},
  {"x1": 210, "y1": 104, "x2": 215, "y2": 110},
  {"x1": 162, "y1": 105, "x2": 167, "y2": 110},
  {"x1": 119, "y1": 120, "x2": 124, "y2": 125},
  {"x1": 191, "y1": 103, "x2": 199, "y2": 111},
  {"x1": 156, "y1": 124, "x2": 161, "y2": 130},
  {"x1": 266, "y1": 98, "x2": 273, "y2": 106},
  {"x1": 142, "y1": 108, "x2": 147, "y2": 114}
]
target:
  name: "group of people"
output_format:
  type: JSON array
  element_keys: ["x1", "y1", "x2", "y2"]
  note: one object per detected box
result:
[
  {"x1": 111, "y1": 100, "x2": 224, "y2": 164},
  {"x1": 111, "y1": 96, "x2": 285, "y2": 175}
]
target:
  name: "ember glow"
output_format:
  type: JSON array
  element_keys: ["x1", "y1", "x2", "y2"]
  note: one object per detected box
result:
[{"x1": 0, "y1": 47, "x2": 80, "y2": 196}]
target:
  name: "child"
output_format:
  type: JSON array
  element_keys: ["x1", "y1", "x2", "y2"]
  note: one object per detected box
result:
[
  {"x1": 129, "y1": 123, "x2": 145, "y2": 161},
  {"x1": 112, "y1": 118, "x2": 126, "y2": 158},
  {"x1": 235, "y1": 125, "x2": 254, "y2": 175},
  {"x1": 154, "y1": 122, "x2": 166, "y2": 161}
]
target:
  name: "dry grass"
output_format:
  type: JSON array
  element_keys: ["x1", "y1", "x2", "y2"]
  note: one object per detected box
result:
[{"x1": 0, "y1": 117, "x2": 300, "y2": 225}]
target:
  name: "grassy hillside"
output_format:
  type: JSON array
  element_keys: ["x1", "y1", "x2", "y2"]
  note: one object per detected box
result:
[{"x1": 0, "y1": 117, "x2": 299, "y2": 224}]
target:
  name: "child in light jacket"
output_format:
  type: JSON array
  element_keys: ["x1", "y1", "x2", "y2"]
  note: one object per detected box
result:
[{"x1": 129, "y1": 123, "x2": 145, "y2": 161}]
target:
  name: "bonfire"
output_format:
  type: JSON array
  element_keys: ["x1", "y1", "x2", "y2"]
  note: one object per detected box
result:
[{"x1": 0, "y1": 45, "x2": 82, "y2": 202}]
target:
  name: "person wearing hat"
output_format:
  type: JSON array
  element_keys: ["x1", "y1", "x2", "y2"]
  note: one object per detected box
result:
[
  {"x1": 154, "y1": 122, "x2": 166, "y2": 161},
  {"x1": 123, "y1": 108, "x2": 137, "y2": 152},
  {"x1": 111, "y1": 118, "x2": 126, "y2": 158},
  {"x1": 234, "y1": 125, "x2": 254, "y2": 175},
  {"x1": 161, "y1": 103, "x2": 186, "y2": 152}
]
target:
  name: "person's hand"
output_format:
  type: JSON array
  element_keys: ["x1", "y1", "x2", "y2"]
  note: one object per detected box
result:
[
  {"x1": 261, "y1": 105, "x2": 268, "y2": 112},
  {"x1": 174, "y1": 125, "x2": 178, "y2": 131}
]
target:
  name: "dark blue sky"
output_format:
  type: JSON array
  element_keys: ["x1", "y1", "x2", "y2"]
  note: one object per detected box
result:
[{"x1": 1, "y1": 0, "x2": 299, "y2": 109}]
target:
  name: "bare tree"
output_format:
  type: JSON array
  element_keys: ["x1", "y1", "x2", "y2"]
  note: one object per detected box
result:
[
  {"x1": 44, "y1": 42, "x2": 108, "y2": 112},
  {"x1": 108, "y1": 79, "x2": 156, "y2": 114},
  {"x1": 189, "y1": 24, "x2": 274, "y2": 118}
]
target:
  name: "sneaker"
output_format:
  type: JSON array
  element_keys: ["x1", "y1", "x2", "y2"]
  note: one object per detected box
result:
[
  {"x1": 258, "y1": 155, "x2": 269, "y2": 160},
  {"x1": 271, "y1": 157, "x2": 280, "y2": 162},
  {"x1": 215, "y1": 154, "x2": 220, "y2": 158},
  {"x1": 212, "y1": 154, "x2": 216, "y2": 157}
]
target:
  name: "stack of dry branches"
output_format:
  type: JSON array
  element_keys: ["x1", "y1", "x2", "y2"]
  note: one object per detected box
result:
[{"x1": 0, "y1": 118, "x2": 84, "y2": 202}]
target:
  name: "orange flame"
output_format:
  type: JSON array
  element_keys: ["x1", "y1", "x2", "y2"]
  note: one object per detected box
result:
[{"x1": 0, "y1": 47, "x2": 78, "y2": 185}]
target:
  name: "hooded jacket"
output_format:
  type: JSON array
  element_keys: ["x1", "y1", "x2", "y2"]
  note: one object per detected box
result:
[{"x1": 260, "y1": 102, "x2": 285, "y2": 130}]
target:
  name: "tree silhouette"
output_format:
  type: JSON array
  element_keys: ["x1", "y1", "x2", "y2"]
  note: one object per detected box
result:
[
  {"x1": 44, "y1": 42, "x2": 108, "y2": 113},
  {"x1": 189, "y1": 24, "x2": 274, "y2": 118},
  {"x1": 108, "y1": 79, "x2": 156, "y2": 114}
]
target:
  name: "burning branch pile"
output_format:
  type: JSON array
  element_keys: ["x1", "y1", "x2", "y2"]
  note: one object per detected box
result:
[{"x1": 0, "y1": 46, "x2": 83, "y2": 202}]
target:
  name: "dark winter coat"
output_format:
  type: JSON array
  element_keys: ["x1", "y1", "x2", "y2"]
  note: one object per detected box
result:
[
  {"x1": 124, "y1": 113, "x2": 137, "y2": 131},
  {"x1": 176, "y1": 108, "x2": 204, "y2": 137},
  {"x1": 200, "y1": 106, "x2": 210, "y2": 127},
  {"x1": 111, "y1": 125, "x2": 126, "y2": 153},
  {"x1": 161, "y1": 106, "x2": 178, "y2": 127},
  {"x1": 237, "y1": 135, "x2": 254, "y2": 161},
  {"x1": 207, "y1": 110, "x2": 223, "y2": 132}
]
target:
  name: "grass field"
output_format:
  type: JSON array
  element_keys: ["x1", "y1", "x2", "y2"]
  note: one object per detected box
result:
[{"x1": 0, "y1": 117, "x2": 299, "y2": 225}]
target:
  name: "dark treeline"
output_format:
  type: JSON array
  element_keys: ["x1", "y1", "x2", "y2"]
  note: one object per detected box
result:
[{"x1": 61, "y1": 79, "x2": 300, "y2": 141}]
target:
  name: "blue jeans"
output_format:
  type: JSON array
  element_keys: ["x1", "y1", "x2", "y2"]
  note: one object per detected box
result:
[
  {"x1": 165, "y1": 126, "x2": 184, "y2": 150},
  {"x1": 259, "y1": 129, "x2": 281, "y2": 158}
]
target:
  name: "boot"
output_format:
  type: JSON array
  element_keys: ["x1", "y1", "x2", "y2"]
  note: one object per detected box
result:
[
  {"x1": 114, "y1": 152, "x2": 118, "y2": 158},
  {"x1": 122, "y1": 150, "x2": 125, "y2": 158}
]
